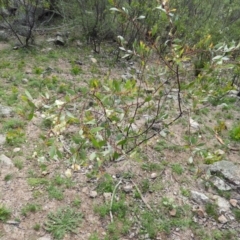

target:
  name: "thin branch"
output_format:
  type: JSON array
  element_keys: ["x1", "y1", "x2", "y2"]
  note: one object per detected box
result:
[
  {"x1": 131, "y1": 180, "x2": 153, "y2": 211},
  {"x1": 0, "y1": 14, "x2": 24, "y2": 45}
]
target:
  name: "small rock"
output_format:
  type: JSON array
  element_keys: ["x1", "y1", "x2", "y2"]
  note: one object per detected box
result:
[
  {"x1": 89, "y1": 191, "x2": 98, "y2": 198},
  {"x1": 37, "y1": 236, "x2": 52, "y2": 240},
  {"x1": 82, "y1": 187, "x2": 89, "y2": 194},
  {"x1": 0, "y1": 104, "x2": 13, "y2": 117},
  {"x1": 22, "y1": 78, "x2": 28, "y2": 84},
  {"x1": 13, "y1": 148, "x2": 21, "y2": 153},
  {"x1": 218, "y1": 214, "x2": 228, "y2": 224},
  {"x1": 76, "y1": 40, "x2": 83, "y2": 46},
  {"x1": 103, "y1": 192, "x2": 112, "y2": 202},
  {"x1": 121, "y1": 74, "x2": 128, "y2": 81},
  {"x1": 150, "y1": 123, "x2": 162, "y2": 131},
  {"x1": 0, "y1": 134, "x2": 6, "y2": 145},
  {"x1": 209, "y1": 160, "x2": 240, "y2": 186},
  {"x1": 216, "y1": 103, "x2": 228, "y2": 109},
  {"x1": 0, "y1": 30, "x2": 9, "y2": 40},
  {"x1": 123, "y1": 185, "x2": 133, "y2": 193},
  {"x1": 88, "y1": 165, "x2": 93, "y2": 170},
  {"x1": 116, "y1": 173, "x2": 121, "y2": 178},
  {"x1": 228, "y1": 90, "x2": 239, "y2": 96},
  {"x1": 160, "y1": 130, "x2": 167, "y2": 137},
  {"x1": 211, "y1": 176, "x2": 231, "y2": 191},
  {"x1": 190, "y1": 118, "x2": 200, "y2": 129},
  {"x1": 213, "y1": 195, "x2": 231, "y2": 213},
  {"x1": 229, "y1": 199, "x2": 238, "y2": 207},
  {"x1": 191, "y1": 190, "x2": 210, "y2": 204},
  {"x1": 47, "y1": 38, "x2": 55, "y2": 43},
  {"x1": 41, "y1": 171, "x2": 49, "y2": 176},
  {"x1": 150, "y1": 173, "x2": 157, "y2": 179},
  {"x1": 54, "y1": 36, "x2": 65, "y2": 46},
  {"x1": 91, "y1": 58, "x2": 97, "y2": 63},
  {"x1": 0, "y1": 154, "x2": 14, "y2": 167},
  {"x1": 188, "y1": 156, "x2": 194, "y2": 164}
]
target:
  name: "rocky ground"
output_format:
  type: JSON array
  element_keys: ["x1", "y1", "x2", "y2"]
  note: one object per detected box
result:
[{"x1": 0, "y1": 39, "x2": 240, "y2": 240}]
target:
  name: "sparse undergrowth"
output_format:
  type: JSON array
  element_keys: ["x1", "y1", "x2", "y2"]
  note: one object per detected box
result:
[{"x1": 0, "y1": 4, "x2": 240, "y2": 239}]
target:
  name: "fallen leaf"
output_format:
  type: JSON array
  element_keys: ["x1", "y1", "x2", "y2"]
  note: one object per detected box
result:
[
  {"x1": 65, "y1": 168, "x2": 72, "y2": 178},
  {"x1": 71, "y1": 164, "x2": 81, "y2": 171},
  {"x1": 215, "y1": 134, "x2": 224, "y2": 144},
  {"x1": 169, "y1": 209, "x2": 176, "y2": 216}
]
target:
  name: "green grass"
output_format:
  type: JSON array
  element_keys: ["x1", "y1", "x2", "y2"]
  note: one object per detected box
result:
[
  {"x1": 195, "y1": 228, "x2": 237, "y2": 240},
  {"x1": 180, "y1": 187, "x2": 191, "y2": 197},
  {"x1": 229, "y1": 124, "x2": 240, "y2": 141},
  {"x1": 233, "y1": 209, "x2": 240, "y2": 222},
  {"x1": 45, "y1": 207, "x2": 83, "y2": 240},
  {"x1": 72, "y1": 197, "x2": 81, "y2": 207},
  {"x1": 97, "y1": 173, "x2": 114, "y2": 193},
  {"x1": 141, "y1": 162, "x2": 164, "y2": 172},
  {"x1": 0, "y1": 205, "x2": 11, "y2": 222},
  {"x1": 14, "y1": 159, "x2": 24, "y2": 170},
  {"x1": 140, "y1": 179, "x2": 151, "y2": 194},
  {"x1": 205, "y1": 203, "x2": 218, "y2": 220},
  {"x1": 33, "y1": 223, "x2": 41, "y2": 231},
  {"x1": 21, "y1": 203, "x2": 40, "y2": 216},
  {"x1": 52, "y1": 174, "x2": 75, "y2": 188},
  {"x1": 94, "y1": 204, "x2": 109, "y2": 218},
  {"x1": 71, "y1": 65, "x2": 83, "y2": 75},
  {"x1": 2, "y1": 118, "x2": 25, "y2": 130},
  {"x1": 47, "y1": 185, "x2": 64, "y2": 200},
  {"x1": 5, "y1": 129, "x2": 25, "y2": 146},
  {"x1": 171, "y1": 164, "x2": 184, "y2": 175},
  {"x1": 88, "y1": 233, "x2": 100, "y2": 240},
  {"x1": 4, "y1": 174, "x2": 13, "y2": 181},
  {"x1": 27, "y1": 177, "x2": 49, "y2": 186}
]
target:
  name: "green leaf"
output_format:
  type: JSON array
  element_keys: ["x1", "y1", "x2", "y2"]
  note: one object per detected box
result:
[
  {"x1": 145, "y1": 96, "x2": 152, "y2": 102},
  {"x1": 25, "y1": 90, "x2": 33, "y2": 101},
  {"x1": 27, "y1": 109, "x2": 34, "y2": 120},
  {"x1": 49, "y1": 146, "x2": 56, "y2": 158},
  {"x1": 89, "y1": 152, "x2": 96, "y2": 161},
  {"x1": 90, "y1": 127, "x2": 104, "y2": 134},
  {"x1": 117, "y1": 139, "x2": 127, "y2": 146}
]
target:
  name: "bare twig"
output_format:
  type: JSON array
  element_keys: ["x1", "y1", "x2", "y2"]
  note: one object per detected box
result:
[
  {"x1": 131, "y1": 180, "x2": 153, "y2": 211},
  {"x1": 110, "y1": 179, "x2": 122, "y2": 222}
]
